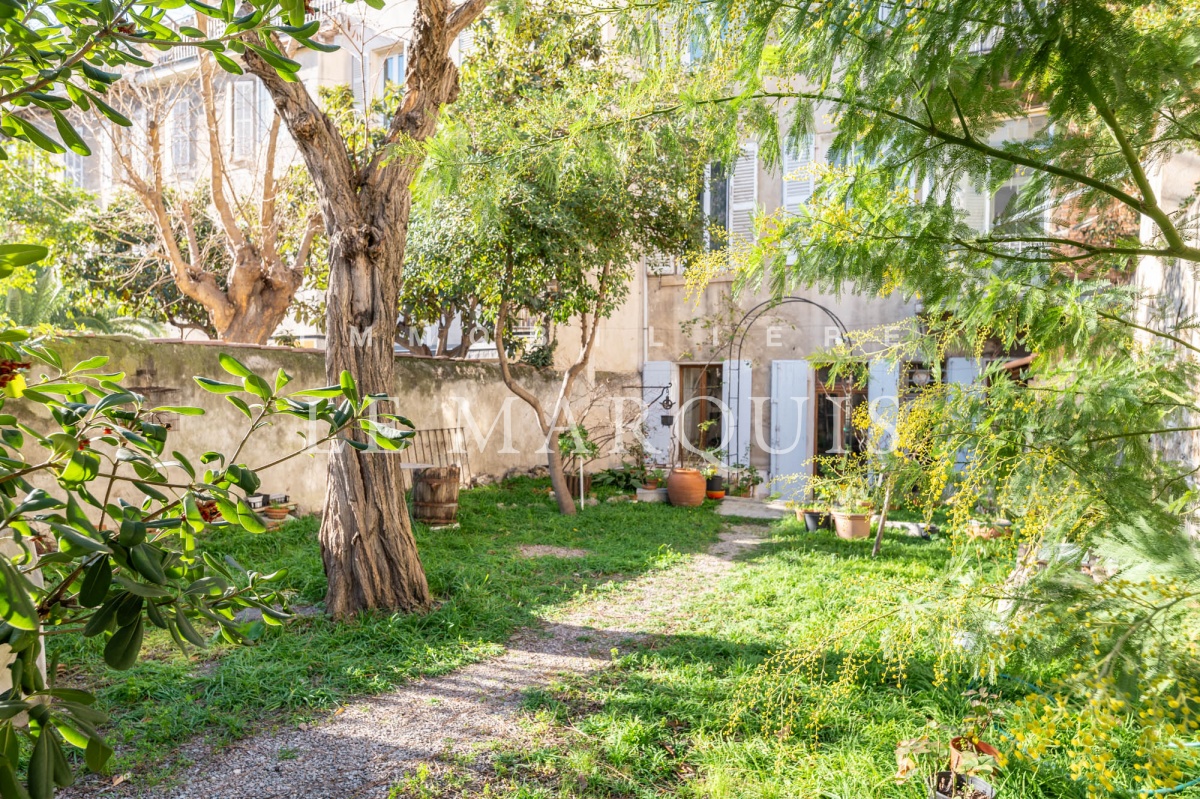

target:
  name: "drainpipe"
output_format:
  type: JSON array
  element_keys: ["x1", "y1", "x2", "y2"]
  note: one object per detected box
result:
[{"x1": 641, "y1": 260, "x2": 649, "y2": 367}]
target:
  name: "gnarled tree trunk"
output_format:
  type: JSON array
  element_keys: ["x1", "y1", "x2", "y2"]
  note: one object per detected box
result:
[
  {"x1": 101, "y1": 31, "x2": 319, "y2": 345},
  {"x1": 243, "y1": 0, "x2": 489, "y2": 617}
]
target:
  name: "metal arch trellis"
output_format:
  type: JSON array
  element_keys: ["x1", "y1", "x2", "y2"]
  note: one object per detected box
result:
[{"x1": 723, "y1": 297, "x2": 851, "y2": 482}]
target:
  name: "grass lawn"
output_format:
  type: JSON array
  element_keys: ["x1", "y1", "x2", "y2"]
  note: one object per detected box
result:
[
  {"x1": 452, "y1": 515, "x2": 1189, "y2": 799},
  {"x1": 48, "y1": 478, "x2": 724, "y2": 780}
]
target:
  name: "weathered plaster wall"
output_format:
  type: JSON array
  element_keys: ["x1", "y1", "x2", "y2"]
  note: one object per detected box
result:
[
  {"x1": 27, "y1": 336, "x2": 638, "y2": 513},
  {"x1": 1135, "y1": 150, "x2": 1200, "y2": 476}
]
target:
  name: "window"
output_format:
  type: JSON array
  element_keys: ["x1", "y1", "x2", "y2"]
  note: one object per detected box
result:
[
  {"x1": 457, "y1": 29, "x2": 475, "y2": 60},
  {"x1": 728, "y1": 143, "x2": 758, "y2": 243},
  {"x1": 232, "y1": 80, "x2": 257, "y2": 159},
  {"x1": 171, "y1": 92, "x2": 196, "y2": 171},
  {"x1": 782, "y1": 135, "x2": 815, "y2": 214},
  {"x1": 383, "y1": 51, "x2": 405, "y2": 88},
  {"x1": 63, "y1": 151, "x2": 86, "y2": 188},
  {"x1": 814, "y1": 367, "x2": 866, "y2": 459},
  {"x1": 679, "y1": 365, "x2": 723, "y2": 462},
  {"x1": 702, "y1": 162, "x2": 728, "y2": 251}
]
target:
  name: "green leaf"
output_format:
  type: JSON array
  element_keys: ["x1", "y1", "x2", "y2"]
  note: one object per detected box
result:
[
  {"x1": 217, "y1": 353, "x2": 253, "y2": 378},
  {"x1": 114, "y1": 575, "x2": 170, "y2": 598},
  {"x1": 82, "y1": 594, "x2": 120, "y2": 637},
  {"x1": 339, "y1": 371, "x2": 359, "y2": 405},
  {"x1": 246, "y1": 43, "x2": 302, "y2": 74},
  {"x1": 227, "y1": 394, "x2": 253, "y2": 418},
  {"x1": 236, "y1": 499, "x2": 266, "y2": 533},
  {"x1": 102, "y1": 617, "x2": 144, "y2": 671},
  {"x1": 60, "y1": 450, "x2": 100, "y2": 487},
  {"x1": 95, "y1": 392, "x2": 137, "y2": 413},
  {"x1": 0, "y1": 557, "x2": 38, "y2": 631},
  {"x1": 79, "y1": 558, "x2": 112, "y2": 608},
  {"x1": 182, "y1": 494, "x2": 205, "y2": 533},
  {"x1": 85, "y1": 92, "x2": 132, "y2": 127},
  {"x1": 0, "y1": 754, "x2": 30, "y2": 799},
  {"x1": 27, "y1": 729, "x2": 52, "y2": 799},
  {"x1": 291, "y1": 385, "x2": 343, "y2": 397},
  {"x1": 0, "y1": 244, "x2": 47, "y2": 274},
  {"x1": 5, "y1": 113, "x2": 64, "y2": 154},
  {"x1": 194, "y1": 377, "x2": 243, "y2": 394},
  {"x1": 295, "y1": 37, "x2": 340, "y2": 53},
  {"x1": 51, "y1": 110, "x2": 90, "y2": 156},
  {"x1": 52, "y1": 524, "x2": 110, "y2": 555},
  {"x1": 212, "y1": 51, "x2": 244, "y2": 74},
  {"x1": 130, "y1": 544, "x2": 167, "y2": 584},
  {"x1": 85, "y1": 737, "x2": 113, "y2": 773},
  {"x1": 148, "y1": 405, "x2": 204, "y2": 416},
  {"x1": 172, "y1": 450, "x2": 196, "y2": 479},
  {"x1": 117, "y1": 519, "x2": 145, "y2": 547},
  {"x1": 174, "y1": 605, "x2": 207, "y2": 647},
  {"x1": 49, "y1": 730, "x2": 72, "y2": 788},
  {"x1": 244, "y1": 374, "x2": 273, "y2": 401}
]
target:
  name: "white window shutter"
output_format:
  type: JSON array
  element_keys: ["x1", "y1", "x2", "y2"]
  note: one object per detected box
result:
[
  {"x1": 867, "y1": 359, "x2": 900, "y2": 454},
  {"x1": 721, "y1": 359, "x2": 753, "y2": 468},
  {"x1": 946, "y1": 357, "x2": 982, "y2": 385},
  {"x1": 957, "y1": 176, "x2": 990, "y2": 234},
  {"x1": 350, "y1": 55, "x2": 364, "y2": 106},
  {"x1": 770, "y1": 360, "x2": 814, "y2": 501},
  {"x1": 642, "y1": 362, "x2": 675, "y2": 465},
  {"x1": 782, "y1": 135, "x2": 815, "y2": 214},
  {"x1": 257, "y1": 80, "x2": 274, "y2": 140},
  {"x1": 171, "y1": 94, "x2": 194, "y2": 171},
  {"x1": 728, "y1": 143, "x2": 758, "y2": 243},
  {"x1": 458, "y1": 29, "x2": 476, "y2": 60},
  {"x1": 232, "y1": 80, "x2": 256, "y2": 159},
  {"x1": 946, "y1": 357, "x2": 982, "y2": 472}
]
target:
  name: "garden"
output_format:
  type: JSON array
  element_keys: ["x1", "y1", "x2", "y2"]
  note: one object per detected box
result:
[{"x1": 0, "y1": 0, "x2": 1198, "y2": 797}]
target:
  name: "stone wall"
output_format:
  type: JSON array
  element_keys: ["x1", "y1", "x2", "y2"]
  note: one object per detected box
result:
[{"x1": 27, "y1": 336, "x2": 639, "y2": 513}]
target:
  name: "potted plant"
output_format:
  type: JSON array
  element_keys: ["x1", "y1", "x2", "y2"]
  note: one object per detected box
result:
[
  {"x1": 263, "y1": 502, "x2": 292, "y2": 521},
  {"x1": 964, "y1": 501, "x2": 1012, "y2": 537},
  {"x1": 792, "y1": 485, "x2": 831, "y2": 531},
  {"x1": 895, "y1": 737, "x2": 998, "y2": 799},
  {"x1": 559, "y1": 425, "x2": 600, "y2": 499},
  {"x1": 830, "y1": 481, "x2": 874, "y2": 540},
  {"x1": 728, "y1": 463, "x2": 763, "y2": 498},
  {"x1": 896, "y1": 691, "x2": 1003, "y2": 799},
  {"x1": 641, "y1": 467, "x2": 665, "y2": 490},
  {"x1": 703, "y1": 463, "x2": 725, "y2": 500}
]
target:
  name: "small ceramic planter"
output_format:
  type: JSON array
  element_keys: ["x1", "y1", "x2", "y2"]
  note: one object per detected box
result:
[
  {"x1": 705, "y1": 474, "x2": 725, "y2": 500},
  {"x1": 797, "y1": 509, "x2": 830, "y2": 531},
  {"x1": 832, "y1": 510, "x2": 873, "y2": 540}
]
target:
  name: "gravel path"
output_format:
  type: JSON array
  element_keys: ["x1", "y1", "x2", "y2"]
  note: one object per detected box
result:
[{"x1": 69, "y1": 524, "x2": 765, "y2": 799}]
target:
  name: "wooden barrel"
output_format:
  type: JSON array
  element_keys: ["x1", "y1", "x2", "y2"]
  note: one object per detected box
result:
[{"x1": 413, "y1": 466, "x2": 461, "y2": 525}]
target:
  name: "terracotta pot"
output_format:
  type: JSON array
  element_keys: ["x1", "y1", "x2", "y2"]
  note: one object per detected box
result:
[
  {"x1": 666, "y1": 468, "x2": 705, "y2": 507},
  {"x1": 832, "y1": 510, "x2": 872, "y2": 540},
  {"x1": 642, "y1": 479, "x2": 660, "y2": 490},
  {"x1": 263, "y1": 507, "x2": 291, "y2": 521},
  {"x1": 706, "y1": 490, "x2": 725, "y2": 500}
]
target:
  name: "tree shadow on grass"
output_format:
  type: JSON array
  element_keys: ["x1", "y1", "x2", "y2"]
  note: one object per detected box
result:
[{"x1": 54, "y1": 481, "x2": 730, "y2": 781}]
